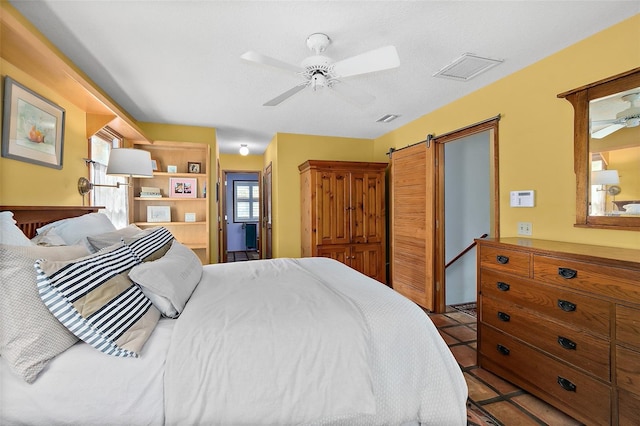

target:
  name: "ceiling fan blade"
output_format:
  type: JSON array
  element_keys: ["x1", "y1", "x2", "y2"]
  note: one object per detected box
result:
[
  {"x1": 332, "y1": 45, "x2": 400, "y2": 78},
  {"x1": 591, "y1": 123, "x2": 625, "y2": 139},
  {"x1": 263, "y1": 83, "x2": 308, "y2": 106},
  {"x1": 241, "y1": 51, "x2": 303, "y2": 74},
  {"x1": 330, "y1": 80, "x2": 376, "y2": 106}
]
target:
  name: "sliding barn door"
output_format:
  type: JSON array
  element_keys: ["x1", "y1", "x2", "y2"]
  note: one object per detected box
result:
[{"x1": 390, "y1": 142, "x2": 436, "y2": 311}]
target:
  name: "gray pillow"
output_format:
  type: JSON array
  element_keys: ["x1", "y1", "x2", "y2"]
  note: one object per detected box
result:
[
  {"x1": 0, "y1": 244, "x2": 89, "y2": 383},
  {"x1": 35, "y1": 212, "x2": 116, "y2": 245},
  {"x1": 129, "y1": 240, "x2": 202, "y2": 318},
  {"x1": 85, "y1": 224, "x2": 142, "y2": 252}
]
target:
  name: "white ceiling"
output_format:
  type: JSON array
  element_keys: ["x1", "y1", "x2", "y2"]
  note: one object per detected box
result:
[{"x1": 9, "y1": 1, "x2": 639, "y2": 154}]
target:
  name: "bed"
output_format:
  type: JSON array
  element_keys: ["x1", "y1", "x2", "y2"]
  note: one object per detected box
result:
[{"x1": 0, "y1": 206, "x2": 468, "y2": 425}]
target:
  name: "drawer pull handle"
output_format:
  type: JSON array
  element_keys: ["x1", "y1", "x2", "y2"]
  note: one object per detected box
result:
[
  {"x1": 496, "y1": 255, "x2": 509, "y2": 264},
  {"x1": 557, "y1": 336, "x2": 577, "y2": 350},
  {"x1": 496, "y1": 344, "x2": 510, "y2": 355},
  {"x1": 558, "y1": 267, "x2": 578, "y2": 279},
  {"x1": 497, "y1": 311, "x2": 511, "y2": 322},
  {"x1": 496, "y1": 281, "x2": 510, "y2": 291},
  {"x1": 557, "y1": 299, "x2": 576, "y2": 312},
  {"x1": 557, "y1": 376, "x2": 577, "y2": 392}
]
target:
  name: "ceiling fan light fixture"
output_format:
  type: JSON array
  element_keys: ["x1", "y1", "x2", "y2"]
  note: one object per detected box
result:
[
  {"x1": 433, "y1": 53, "x2": 503, "y2": 81},
  {"x1": 239, "y1": 144, "x2": 249, "y2": 156}
]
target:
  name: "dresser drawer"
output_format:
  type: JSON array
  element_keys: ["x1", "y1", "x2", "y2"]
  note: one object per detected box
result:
[
  {"x1": 480, "y1": 269, "x2": 611, "y2": 336},
  {"x1": 480, "y1": 325, "x2": 611, "y2": 426},
  {"x1": 617, "y1": 345, "x2": 640, "y2": 394},
  {"x1": 482, "y1": 296, "x2": 610, "y2": 381},
  {"x1": 479, "y1": 245, "x2": 530, "y2": 277},
  {"x1": 534, "y1": 255, "x2": 640, "y2": 304},
  {"x1": 619, "y1": 388, "x2": 640, "y2": 426},
  {"x1": 617, "y1": 305, "x2": 640, "y2": 349}
]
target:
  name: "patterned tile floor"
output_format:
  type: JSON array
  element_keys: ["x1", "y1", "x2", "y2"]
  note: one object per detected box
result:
[{"x1": 428, "y1": 307, "x2": 584, "y2": 426}]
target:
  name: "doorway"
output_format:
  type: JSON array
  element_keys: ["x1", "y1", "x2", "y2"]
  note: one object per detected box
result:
[
  {"x1": 444, "y1": 131, "x2": 491, "y2": 305},
  {"x1": 222, "y1": 171, "x2": 261, "y2": 263}
]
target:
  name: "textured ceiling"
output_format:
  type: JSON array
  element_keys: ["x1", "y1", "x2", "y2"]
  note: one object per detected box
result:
[{"x1": 9, "y1": 1, "x2": 639, "y2": 154}]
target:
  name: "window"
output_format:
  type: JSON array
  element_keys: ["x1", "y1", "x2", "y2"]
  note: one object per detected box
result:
[
  {"x1": 234, "y1": 180, "x2": 259, "y2": 222},
  {"x1": 90, "y1": 129, "x2": 128, "y2": 228}
]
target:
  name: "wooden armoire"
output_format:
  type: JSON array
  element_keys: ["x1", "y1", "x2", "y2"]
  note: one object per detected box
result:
[{"x1": 299, "y1": 160, "x2": 387, "y2": 283}]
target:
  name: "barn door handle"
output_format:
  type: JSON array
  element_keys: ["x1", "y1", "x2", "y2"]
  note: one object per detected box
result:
[
  {"x1": 496, "y1": 255, "x2": 509, "y2": 264},
  {"x1": 558, "y1": 267, "x2": 577, "y2": 279},
  {"x1": 557, "y1": 376, "x2": 577, "y2": 392},
  {"x1": 557, "y1": 300, "x2": 577, "y2": 312}
]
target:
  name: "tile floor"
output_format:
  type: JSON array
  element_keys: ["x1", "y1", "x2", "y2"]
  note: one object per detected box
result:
[{"x1": 428, "y1": 307, "x2": 584, "y2": 426}]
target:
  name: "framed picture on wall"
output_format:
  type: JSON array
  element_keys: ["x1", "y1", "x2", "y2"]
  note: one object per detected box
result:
[
  {"x1": 169, "y1": 177, "x2": 197, "y2": 198},
  {"x1": 1, "y1": 76, "x2": 65, "y2": 169}
]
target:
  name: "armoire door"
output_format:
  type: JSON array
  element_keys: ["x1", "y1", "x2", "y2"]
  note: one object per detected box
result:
[
  {"x1": 351, "y1": 243, "x2": 385, "y2": 283},
  {"x1": 316, "y1": 171, "x2": 350, "y2": 246},
  {"x1": 350, "y1": 171, "x2": 385, "y2": 245},
  {"x1": 390, "y1": 142, "x2": 436, "y2": 310}
]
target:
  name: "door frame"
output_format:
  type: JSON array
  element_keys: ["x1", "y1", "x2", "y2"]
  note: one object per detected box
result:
[
  {"x1": 220, "y1": 169, "x2": 262, "y2": 262},
  {"x1": 433, "y1": 117, "x2": 500, "y2": 312}
]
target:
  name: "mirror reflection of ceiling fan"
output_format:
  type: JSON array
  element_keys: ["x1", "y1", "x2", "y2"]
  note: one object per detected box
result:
[
  {"x1": 591, "y1": 93, "x2": 640, "y2": 139},
  {"x1": 241, "y1": 33, "x2": 400, "y2": 106}
]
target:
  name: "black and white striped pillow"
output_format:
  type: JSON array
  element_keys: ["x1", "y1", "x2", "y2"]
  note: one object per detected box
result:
[
  {"x1": 35, "y1": 243, "x2": 160, "y2": 357},
  {"x1": 126, "y1": 226, "x2": 174, "y2": 262}
]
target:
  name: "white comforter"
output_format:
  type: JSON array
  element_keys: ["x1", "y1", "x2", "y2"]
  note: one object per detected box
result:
[
  {"x1": 166, "y1": 258, "x2": 467, "y2": 425},
  {"x1": 0, "y1": 257, "x2": 467, "y2": 425}
]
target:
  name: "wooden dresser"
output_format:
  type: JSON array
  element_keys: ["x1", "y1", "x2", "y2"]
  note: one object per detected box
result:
[
  {"x1": 299, "y1": 160, "x2": 387, "y2": 283},
  {"x1": 476, "y1": 238, "x2": 640, "y2": 425}
]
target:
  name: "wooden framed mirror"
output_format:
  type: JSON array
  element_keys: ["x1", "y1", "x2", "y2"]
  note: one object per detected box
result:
[{"x1": 558, "y1": 67, "x2": 640, "y2": 231}]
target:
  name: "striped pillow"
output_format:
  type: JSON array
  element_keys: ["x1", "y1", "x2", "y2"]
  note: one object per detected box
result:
[
  {"x1": 34, "y1": 243, "x2": 160, "y2": 357},
  {"x1": 126, "y1": 226, "x2": 174, "y2": 262}
]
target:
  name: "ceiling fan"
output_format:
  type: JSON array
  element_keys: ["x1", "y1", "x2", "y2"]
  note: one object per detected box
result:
[
  {"x1": 591, "y1": 92, "x2": 640, "y2": 139},
  {"x1": 241, "y1": 33, "x2": 400, "y2": 106}
]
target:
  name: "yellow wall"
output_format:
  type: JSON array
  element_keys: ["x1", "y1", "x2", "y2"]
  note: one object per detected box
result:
[
  {"x1": 374, "y1": 14, "x2": 640, "y2": 249},
  {"x1": 271, "y1": 132, "x2": 379, "y2": 257},
  {"x1": 219, "y1": 153, "x2": 264, "y2": 171},
  {"x1": 0, "y1": 59, "x2": 89, "y2": 206}
]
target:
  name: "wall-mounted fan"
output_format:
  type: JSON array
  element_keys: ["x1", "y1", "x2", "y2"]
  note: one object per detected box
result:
[
  {"x1": 591, "y1": 93, "x2": 640, "y2": 139},
  {"x1": 241, "y1": 33, "x2": 400, "y2": 106}
]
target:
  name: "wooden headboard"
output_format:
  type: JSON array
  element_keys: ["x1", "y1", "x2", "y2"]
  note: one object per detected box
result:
[{"x1": 0, "y1": 206, "x2": 101, "y2": 238}]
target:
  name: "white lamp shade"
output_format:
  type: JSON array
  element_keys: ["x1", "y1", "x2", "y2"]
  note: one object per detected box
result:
[
  {"x1": 106, "y1": 148, "x2": 153, "y2": 177},
  {"x1": 591, "y1": 169, "x2": 620, "y2": 185},
  {"x1": 239, "y1": 145, "x2": 249, "y2": 156}
]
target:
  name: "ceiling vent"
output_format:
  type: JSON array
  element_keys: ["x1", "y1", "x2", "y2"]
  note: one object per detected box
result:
[
  {"x1": 433, "y1": 53, "x2": 503, "y2": 81},
  {"x1": 376, "y1": 114, "x2": 400, "y2": 123}
]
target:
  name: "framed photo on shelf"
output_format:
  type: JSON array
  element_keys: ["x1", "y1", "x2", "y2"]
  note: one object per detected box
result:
[
  {"x1": 188, "y1": 162, "x2": 201, "y2": 173},
  {"x1": 169, "y1": 177, "x2": 197, "y2": 198},
  {"x1": 150, "y1": 158, "x2": 159, "y2": 171},
  {"x1": 147, "y1": 205, "x2": 171, "y2": 223},
  {"x1": 167, "y1": 165, "x2": 178, "y2": 173},
  {"x1": 1, "y1": 76, "x2": 65, "y2": 169}
]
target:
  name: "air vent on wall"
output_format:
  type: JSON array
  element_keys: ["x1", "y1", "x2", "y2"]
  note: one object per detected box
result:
[{"x1": 433, "y1": 53, "x2": 503, "y2": 81}]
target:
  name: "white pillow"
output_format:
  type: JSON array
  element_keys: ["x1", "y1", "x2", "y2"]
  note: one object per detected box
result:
[
  {"x1": 128, "y1": 240, "x2": 202, "y2": 318},
  {"x1": 36, "y1": 213, "x2": 116, "y2": 245},
  {"x1": 31, "y1": 227, "x2": 66, "y2": 246},
  {"x1": 0, "y1": 243, "x2": 89, "y2": 383},
  {"x1": 0, "y1": 211, "x2": 33, "y2": 246}
]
